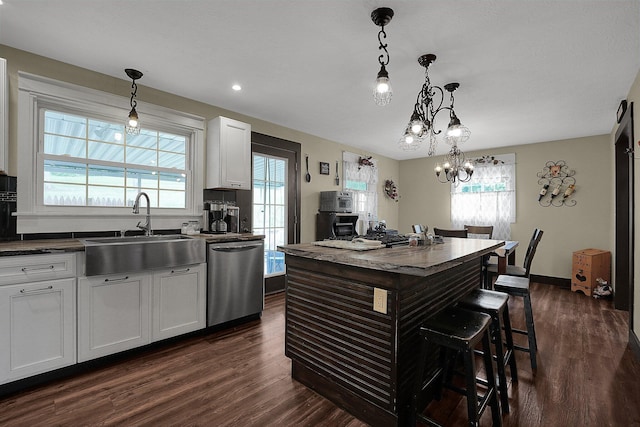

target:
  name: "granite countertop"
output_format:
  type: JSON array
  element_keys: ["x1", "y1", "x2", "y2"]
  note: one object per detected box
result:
[
  {"x1": 0, "y1": 233, "x2": 264, "y2": 257},
  {"x1": 279, "y1": 238, "x2": 504, "y2": 277}
]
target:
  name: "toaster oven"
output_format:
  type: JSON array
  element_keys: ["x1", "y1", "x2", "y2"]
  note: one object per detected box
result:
[{"x1": 319, "y1": 191, "x2": 353, "y2": 213}]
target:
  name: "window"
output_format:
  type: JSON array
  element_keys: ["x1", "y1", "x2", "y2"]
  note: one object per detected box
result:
[
  {"x1": 42, "y1": 111, "x2": 187, "y2": 208},
  {"x1": 451, "y1": 153, "x2": 516, "y2": 240},
  {"x1": 253, "y1": 154, "x2": 287, "y2": 277},
  {"x1": 17, "y1": 72, "x2": 204, "y2": 234},
  {"x1": 343, "y1": 151, "x2": 377, "y2": 227}
]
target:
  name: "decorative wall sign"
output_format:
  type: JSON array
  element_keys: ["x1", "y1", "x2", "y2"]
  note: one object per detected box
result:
[
  {"x1": 536, "y1": 160, "x2": 576, "y2": 207},
  {"x1": 319, "y1": 162, "x2": 330, "y2": 175}
]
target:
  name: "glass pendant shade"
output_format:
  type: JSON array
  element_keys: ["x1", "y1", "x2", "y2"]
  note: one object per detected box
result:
[
  {"x1": 126, "y1": 107, "x2": 140, "y2": 135},
  {"x1": 374, "y1": 65, "x2": 392, "y2": 106}
]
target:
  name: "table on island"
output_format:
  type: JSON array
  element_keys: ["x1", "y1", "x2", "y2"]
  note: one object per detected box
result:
[{"x1": 279, "y1": 238, "x2": 503, "y2": 426}]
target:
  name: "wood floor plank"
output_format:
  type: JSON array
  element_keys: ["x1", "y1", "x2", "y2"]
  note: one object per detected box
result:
[{"x1": 1, "y1": 285, "x2": 639, "y2": 426}]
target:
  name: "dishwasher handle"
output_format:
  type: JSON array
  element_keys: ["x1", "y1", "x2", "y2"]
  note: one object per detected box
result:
[{"x1": 210, "y1": 244, "x2": 262, "y2": 252}]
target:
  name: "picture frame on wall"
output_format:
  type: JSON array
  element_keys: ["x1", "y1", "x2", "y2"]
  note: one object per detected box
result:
[{"x1": 319, "y1": 162, "x2": 330, "y2": 175}]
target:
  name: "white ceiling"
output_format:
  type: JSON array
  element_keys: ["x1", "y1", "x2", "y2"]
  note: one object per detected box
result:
[{"x1": 1, "y1": 1, "x2": 639, "y2": 160}]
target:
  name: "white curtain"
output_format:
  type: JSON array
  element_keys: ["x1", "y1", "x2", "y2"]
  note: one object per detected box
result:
[
  {"x1": 343, "y1": 152, "x2": 378, "y2": 230},
  {"x1": 451, "y1": 153, "x2": 516, "y2": 240}
]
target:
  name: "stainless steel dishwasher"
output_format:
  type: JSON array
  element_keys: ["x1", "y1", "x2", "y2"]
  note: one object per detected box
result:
[{"x1": 207, "y1": 240, "x2": 265, "y2": 327}]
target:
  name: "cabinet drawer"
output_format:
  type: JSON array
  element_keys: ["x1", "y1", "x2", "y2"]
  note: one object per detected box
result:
[{"x1": 0, "y1": 253, "x2": 77, "y2": 286}]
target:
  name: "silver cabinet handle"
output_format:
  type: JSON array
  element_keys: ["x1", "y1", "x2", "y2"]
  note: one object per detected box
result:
[
  {"x1": 20, "y1": 285, "x2": 54, "y2": 293},
  {"x1": 21, "y1": 265, "x2": 55, "y2": 272},
  {"x1": 104, "y1": 276, "x2": 129, "y2": 283},
  {"x1": 171, "y1": 268, "x2": 191, "y2": 274}
]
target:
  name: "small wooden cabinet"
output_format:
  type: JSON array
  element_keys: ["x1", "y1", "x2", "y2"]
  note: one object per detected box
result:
[
  {"x1": 206, "y1": 116, "x2": 252, "y2": 189},
  {"x1": 571, "y1": 248, "x2": 611, "y2": 296}
]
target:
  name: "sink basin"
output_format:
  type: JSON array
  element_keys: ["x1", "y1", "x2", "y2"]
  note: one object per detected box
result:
[
  {"x1": 83, "y1": 234, "x2": 194, "y2": 244},
  {"x1": 81, "y1": 234, "x2": 206, "y2": 276}
]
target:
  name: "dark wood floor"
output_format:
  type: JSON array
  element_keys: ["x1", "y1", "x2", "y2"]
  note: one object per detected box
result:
[{"x1": 0, "y1": 283, "x2": 639, "y2": 426}]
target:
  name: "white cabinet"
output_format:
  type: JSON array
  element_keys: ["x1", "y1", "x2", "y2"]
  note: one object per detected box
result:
[
  {"x1": 77, "y1": 273, "x2": 151, "y2": 362},
  {"x1": 0, "y1": 253, "x2": 77, "y2": 385},
  {"x1": 152, "y1": 264, "x2": 206, "y2": 341},
  {"x1": 78, "y1": 263, "x2": 207, "y2": 362},
  {"x1": 206, "y1": 116, "x2": 252, "y2": 189}
]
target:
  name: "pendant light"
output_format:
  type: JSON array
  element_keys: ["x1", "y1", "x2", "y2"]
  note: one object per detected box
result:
[
  {"x1": 125, "y1": 68, "x2": 143, "y2": 135},
  {"x1": 371, "y1": 7, "x2": 394, "y2": 106}
]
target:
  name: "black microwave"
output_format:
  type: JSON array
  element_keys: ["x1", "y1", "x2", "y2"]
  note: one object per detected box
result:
[{"x1": 319, "y1": 191, "x2": 353, "y2": 213}]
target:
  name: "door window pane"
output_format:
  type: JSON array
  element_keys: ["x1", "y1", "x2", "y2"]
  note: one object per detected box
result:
[{"x1": 253, "y1": 154, "x2": 287, "y2": 277}]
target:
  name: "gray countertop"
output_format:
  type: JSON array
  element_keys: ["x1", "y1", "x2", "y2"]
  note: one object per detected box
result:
[
  {"x1": 279, "y1": 238, "x2": 504, "y2": 277},
  {"x1": 0, "y1": 233, "x2": 264, "y2": 257}
]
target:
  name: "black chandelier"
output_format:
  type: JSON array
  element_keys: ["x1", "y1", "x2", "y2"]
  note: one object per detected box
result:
[
  {"x1": 434, "y1": 143, "x2": 474, "y2": 184},
  {"x1": 125, "y1": 68, "x2": 143, "y2": 135},
  {"x1": 371, "y1": 7, "x2": 394, "y2": 106},
  {"x1": 398, "y1": 54, "x2": 470, "y2": 154}
]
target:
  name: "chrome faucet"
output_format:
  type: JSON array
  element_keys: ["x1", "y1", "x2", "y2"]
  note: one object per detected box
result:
[{"x1": 132, "y1": 192, "x2": 152, "y2": 236}]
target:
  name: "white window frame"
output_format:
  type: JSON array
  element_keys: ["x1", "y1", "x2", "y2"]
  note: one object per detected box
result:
[{"x1": 17, "y1": 72, "x2": 205, "y2": 234}]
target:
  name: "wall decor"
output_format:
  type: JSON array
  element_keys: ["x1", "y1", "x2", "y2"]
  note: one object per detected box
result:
[
  {"x1": 319, "y1": 162, "x2": 330, "y2": 175},
  {"x1": 384, "y1": 179, "x2": 399, "y2": 202},
  {"x1": 536, "y1": 160, "x2": 576, "y2": 207},
  {"x1": 358, "y1": 156, "x2": 375, "y2": 169}
]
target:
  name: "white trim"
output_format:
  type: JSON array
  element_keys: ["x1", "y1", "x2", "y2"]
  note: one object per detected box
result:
[
  {"x1": 0, "y1": 58, "x2": 7, "y2": 173},
  {"x1": 17, "y1": 72, "x2": 205, "y2": 234}
]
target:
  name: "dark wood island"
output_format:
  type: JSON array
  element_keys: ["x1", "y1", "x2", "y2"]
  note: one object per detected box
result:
[{"x1": 279, "y1": 238, "x2": 503, "y2": 426}]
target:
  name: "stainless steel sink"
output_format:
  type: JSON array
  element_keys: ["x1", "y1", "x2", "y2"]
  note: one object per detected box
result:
[
  {"x1": 83, "y1": 234, "x2": 194, "y2": 244},
  {"x1": 81, "y1": 234, "x2": 206, "y2": 276}
]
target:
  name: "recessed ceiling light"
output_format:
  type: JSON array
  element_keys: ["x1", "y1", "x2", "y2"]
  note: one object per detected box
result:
[{"x1": 232, "y1": 84, "x2": 242, "y2": 91}]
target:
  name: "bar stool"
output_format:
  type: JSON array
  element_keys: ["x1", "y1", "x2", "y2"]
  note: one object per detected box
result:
[
  {"x1": 412, "y1": 307, "x2": 502, "y2": 427},
  {"x1": 494, "y1": 275, "x2": 538, "y2": 370},
  {"x1": 457, "y1": 289, "x2": 518, "y2": 413}
]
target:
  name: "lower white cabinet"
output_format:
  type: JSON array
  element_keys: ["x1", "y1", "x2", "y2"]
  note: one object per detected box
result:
[
  {"x1": 152, "y1": 264, "x2": 206, "y2": 341},
  {"x1": 78, "y1": 264, "x2": 206, "y2": 362},
  {"x1": 78, "y1": 272, "x2": 151, "y2": 362},
  {"x1": 0, "y1": 277, "x2": 76, "y2": 385}
]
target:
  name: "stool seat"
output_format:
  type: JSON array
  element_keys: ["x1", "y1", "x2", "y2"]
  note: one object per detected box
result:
[
  {"x1": 413, "y1": 307, "x2": 502, "y2": 426},
  {"x1": 458, "y1": 289, "x2": 518, "y2": 414},
  {"x1": 494, "y1": 275, "x2": 538, "y2": 371},
  {"x1": 422, "y1": 307, "x2": 492, "y2": 349},
  {"x1": 494, "y1": 275, "x2": 530, "y2": 295},
  {"x1": 459, "y1": 288, "x2": 509, "y2": 311}
]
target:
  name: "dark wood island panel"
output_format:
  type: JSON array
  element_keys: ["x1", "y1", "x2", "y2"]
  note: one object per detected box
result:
[{"x1": 280, "y1": 239, "x2": 503, "y2": 426}]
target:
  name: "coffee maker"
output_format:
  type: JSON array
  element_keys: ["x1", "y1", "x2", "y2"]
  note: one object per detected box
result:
[
  {"x1": 224, "y1": 206, "x2": 240, "y2": 233},
  {"x1": 209, "y1": 201, "x2": 228, "y2": 233}
]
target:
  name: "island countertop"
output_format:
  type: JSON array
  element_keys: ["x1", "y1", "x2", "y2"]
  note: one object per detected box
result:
[{"x1": 279, "y1": 237, "x2": 504, "y2": 278}]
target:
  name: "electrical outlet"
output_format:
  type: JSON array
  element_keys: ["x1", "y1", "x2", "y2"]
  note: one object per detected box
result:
[{"x1": 373, "y1": 288, "x2": 387, "y2": 314}]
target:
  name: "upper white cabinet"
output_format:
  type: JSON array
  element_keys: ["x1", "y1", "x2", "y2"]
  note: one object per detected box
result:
[{"x1": 206, "y1": 116, "x2": 251, "y2": 189}]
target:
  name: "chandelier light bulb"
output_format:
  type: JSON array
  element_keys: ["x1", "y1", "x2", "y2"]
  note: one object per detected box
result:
[
  {"x1": 373, "y1": 65, "x2": 392, "y2": 106},
  {"x1": 404, "y1": 134, "x2": 414, "y2": 144}
]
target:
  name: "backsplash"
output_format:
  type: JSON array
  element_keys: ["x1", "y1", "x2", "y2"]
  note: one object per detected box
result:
[{"x1": 0, "y1": 175, "x2": 17, "y2": 241}]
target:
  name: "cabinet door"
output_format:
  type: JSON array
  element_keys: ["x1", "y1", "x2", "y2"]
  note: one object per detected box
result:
[
  {"x1": 77, "y1": 273, "x2": 151, "y2": 362},
  {"x1": 0, "y1": 278, "x2": 76, "y2": 384},
  {"x1": 152, "y1": 264, "x2": 206, "y2": 341},
  {"x1": 206, "y1": 116, "x2": 251, "y2": 189}
]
